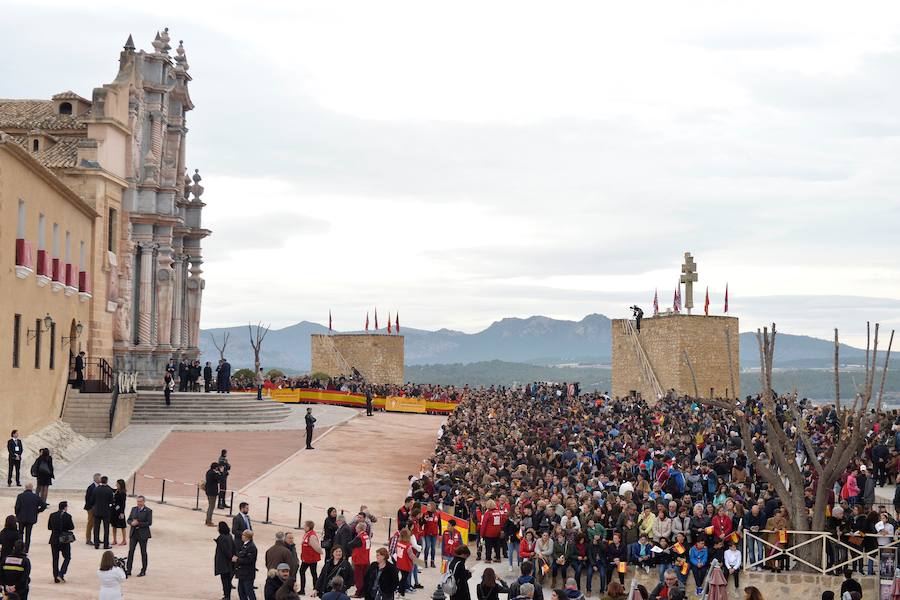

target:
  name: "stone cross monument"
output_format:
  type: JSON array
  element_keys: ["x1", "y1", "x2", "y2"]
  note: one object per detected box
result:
[{"x1": 680, "y1": 252, "x2": 698, "y2": 315}]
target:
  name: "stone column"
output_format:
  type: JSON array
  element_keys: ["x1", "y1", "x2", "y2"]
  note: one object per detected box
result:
[
  {"x1": 137, "y1": 242, "x2": 155, "y2": 346},
  {"x1": 155, "y1": 247, "x2": 174, "y2": 349},
  {"x1": 170, "y1": 254, "x2": 186, "y2": 349},
  {"x1": 186, "y1": 257, "x2": 204, "y2": 350}
]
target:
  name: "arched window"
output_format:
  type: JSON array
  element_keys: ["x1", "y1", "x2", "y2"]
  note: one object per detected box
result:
[
  {"x1": 58, "y1": 102, "x2": 72, "y2": 115},
  {"x1": 32, "y1": 139, "x2": 39, "y2": 152}
]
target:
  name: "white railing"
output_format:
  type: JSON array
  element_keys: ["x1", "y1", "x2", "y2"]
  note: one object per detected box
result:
[{"x1": 743, "y1": 529, "x2": 897, "y2": 575}]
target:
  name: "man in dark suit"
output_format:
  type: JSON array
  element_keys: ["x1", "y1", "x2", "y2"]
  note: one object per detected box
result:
[
  {"x1": 233, "y1": 530, "x2": 258, "y2": 600},
  {"x1": 233, "y1": 501, "x2": 252, "y2": 547},
  {"x1": 14, "y1": 483, "x2": 45, "y2": 552},
  {"x1": 305, "y1": 408, "x2": 317, "y2": 450},
  {"x1": 48, "y1": 500, "x2": 75, "y2": 583},
  {"x1": 74, "y1": 351, "x2": 85, "y2": 389},
  {"x1": 205, "y1": 463, "x2": 221, "y2": 526},
  {"x1": 7, "y1": 429, "x2": 23, "y2": 486},
  {"x1": 92, "y1": 475, "x2": 114, "y2": 549},
  {"x1": 203, "y1": 361, "x2": 213, "y2": 393},
  {"x1": 84, "y1": 473, "x2": 100, "y2": 545},
  {"x1": 178, "y1": 359, "x2": 188, "y2": 392},
  {"x1": 126, "y1": 495, "x2": 152, "y2": 576}
]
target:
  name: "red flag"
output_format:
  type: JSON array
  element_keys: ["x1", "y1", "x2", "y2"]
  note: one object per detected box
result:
[
  {"x1": 704, "y1": 287, "x2": 709, "y2": 316},
  {"x1": 329, "y1": 310, "x2": 332, "y2": 331},
  {"x1": 365, "y1": 312, "x2": 369, "y2": 331},
  {"x1": 374, "y1": 308, "x2": 379, "y2": 330},
  {"x1": 387, "y1": 311, "x2": 392, "y2": 334},
  {"x1": 724, "y1": 283, "x2": 729, "y2": 313},
  {"x1": 396, "y1": 312, "x2": 400, "y2": 333},
  {"x1": 652, "y1": 289, "x2": 659, "y2": 316}
]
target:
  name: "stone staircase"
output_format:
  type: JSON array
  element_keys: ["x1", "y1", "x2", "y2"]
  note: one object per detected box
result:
[
  {"x1": 61, "y1": 389, "x2": 116, "y2": 437},
  {"x1": 61, "y1": 387, "x2": 137, "y2": 438},
  {"x1": 131, "y1": 391, "x2": 291, "y2": 425}
]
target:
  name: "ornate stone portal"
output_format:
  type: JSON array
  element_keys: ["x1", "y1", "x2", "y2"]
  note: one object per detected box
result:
[{"x1": 109, "y1": 31, "x2": 211, "y2": 383}]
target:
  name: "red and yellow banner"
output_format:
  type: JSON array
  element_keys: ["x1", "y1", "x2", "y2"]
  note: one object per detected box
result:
[{"x1": 267, "y1": 388, "x2": 458, "y2": 415}]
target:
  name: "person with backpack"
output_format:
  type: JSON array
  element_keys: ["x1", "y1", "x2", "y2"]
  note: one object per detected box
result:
[{"x1": 442, "y1": 545, "x2": 472, "y2": 600}]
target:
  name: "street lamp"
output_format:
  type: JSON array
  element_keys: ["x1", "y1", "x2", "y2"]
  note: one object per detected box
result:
[
  {"x1": 61, "y1": 321, "x2": 84, "y2": 348},
  {"x1": 27, "y1": 313, "x2": 54, "y2": 343}
]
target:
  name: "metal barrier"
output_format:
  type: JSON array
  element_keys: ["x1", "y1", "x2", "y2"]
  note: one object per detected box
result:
[{"x1": 743, "y1": 529, "x2": 899, "y2": 575}]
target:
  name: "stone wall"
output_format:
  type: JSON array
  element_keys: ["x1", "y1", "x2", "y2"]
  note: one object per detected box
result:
[
  {"x1": 311, "y1": 334, "x2": 404, "y2": 385},
  {"x1": 612, "y1": 314, "x2": 740, "y2": 400}
]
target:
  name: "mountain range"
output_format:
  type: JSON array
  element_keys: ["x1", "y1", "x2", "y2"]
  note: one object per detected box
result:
[{"x1": 199, "y1": 314, "x2": 875, "y2": 373}]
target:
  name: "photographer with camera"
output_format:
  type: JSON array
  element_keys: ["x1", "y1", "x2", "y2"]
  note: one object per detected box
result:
[{"x1": 630, "y1": 305, "x2": 644, "y2": 331}]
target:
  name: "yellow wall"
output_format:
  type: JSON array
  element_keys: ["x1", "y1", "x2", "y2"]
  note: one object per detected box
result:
[{"x1": 0, "y1": 144, "x2": 95, "y2": 435}]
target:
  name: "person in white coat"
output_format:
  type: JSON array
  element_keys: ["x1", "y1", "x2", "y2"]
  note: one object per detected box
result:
[{"x1": 98, "y1": 550, "x2": 126, "y2": 600}]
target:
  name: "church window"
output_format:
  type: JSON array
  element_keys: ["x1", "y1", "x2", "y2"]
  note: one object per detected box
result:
[
  {"x1": 58, "y1": 102, "x2": 72, "y2": 115},
  {"x1": 32, "y1": 139, "x2": 39, "y2": 152},
  {"x1": 108, "y1": 208, "x2": 117, "y2": 252}
]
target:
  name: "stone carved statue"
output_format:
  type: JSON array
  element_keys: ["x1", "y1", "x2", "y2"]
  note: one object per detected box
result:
[
  {"x1": 191, "y1": 169, "x2": 204, "y2": 201},
  {"x1": 114, "y1": 223, "x2": 134, "y2": 343}
]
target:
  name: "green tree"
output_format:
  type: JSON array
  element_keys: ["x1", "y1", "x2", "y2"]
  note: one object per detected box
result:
[{"x1": 265, "y1": 368, "x2": 285, "y2": 379}]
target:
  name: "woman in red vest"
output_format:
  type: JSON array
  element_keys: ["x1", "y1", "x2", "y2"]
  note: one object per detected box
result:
[
  {"x1": 422, "y1": 502, "x2": 440, "y2": 568},
  {"x1": 393, "y1": 528, "x2": 415, "y2": 596},
  {"x1": 299, "y1": 520, "x2": 323, "y2": 596},
  {"x1": 348, "y1": 522, "x2": 371, "y2": 598}
]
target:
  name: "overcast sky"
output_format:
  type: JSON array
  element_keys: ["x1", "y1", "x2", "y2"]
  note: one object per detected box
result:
[{"x1": 3, "y1": 1, "x2": 900, "y2": 346}]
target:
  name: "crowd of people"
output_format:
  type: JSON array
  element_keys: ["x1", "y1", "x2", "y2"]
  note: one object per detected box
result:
[{"x1": 4, "y1": 376, "x2": 899, "y2": 599}]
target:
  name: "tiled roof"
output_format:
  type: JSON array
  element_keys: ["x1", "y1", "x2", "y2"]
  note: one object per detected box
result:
[
  {"x1": 0, "y1": 99, "x2": 89, "y2": 131},
  {"x1": 6, "y1": 134, "x2": 80, "y2": 168},
  {"x1": 51, "y1": 90, "x2": 90, "y2": 103}
]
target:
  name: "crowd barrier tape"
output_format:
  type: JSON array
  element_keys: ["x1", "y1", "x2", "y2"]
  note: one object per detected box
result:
[{"x1": 268, "y1": 388, "x2": 458, "y2": 414}]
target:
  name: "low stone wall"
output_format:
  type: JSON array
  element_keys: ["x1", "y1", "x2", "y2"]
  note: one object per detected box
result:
[
  {"x1": 111, "y1": 393, "x2": 135, "y2": 436},
  {"x1": 0, "y1": 420, "x2": 96, "y2": 483}
]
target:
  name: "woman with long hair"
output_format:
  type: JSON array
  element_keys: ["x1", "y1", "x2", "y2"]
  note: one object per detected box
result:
[
  {"x1": 111, "y1": 479, "x2": 127, "y2": 546},
  {"x1": 98, "y1": 549, "x2": 126, "y2": 600},
  {"x1": 743, "y1": 586, "x2": 764, "y2": 600},
  {"x1": 31, "y1": 447, "x2": 54, "y2": 501},
  {"x1": 476, "y1": 567, "x2": 510, "y2": 600},
  {"x1": 214, "y1": 521, "x2": 235, "y2": 600},
  {"x1": 0, "y1": 515, "x2": 21, "y2": 562}
]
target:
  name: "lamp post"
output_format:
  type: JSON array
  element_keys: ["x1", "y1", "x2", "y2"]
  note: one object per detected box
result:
[
  {"x1": 27, "y1": 313, "x2": 54, "y2": 344},
  {"x1": 61, "y1": 321, "x2": 84, "y2": 348}
]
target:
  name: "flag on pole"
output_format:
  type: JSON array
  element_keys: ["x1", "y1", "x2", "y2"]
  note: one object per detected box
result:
[
  {"x1": 387, "y1": 311, "x2": 392, "y2": 334},
  {"x1": 329, "y1": 310, "x2": 332, "y2": 332},
  {"x1": 724, "y1": 283, "x2": 729, "y2": 313},
  {"x1": 396, "y1": 312, "x2": 400, "y2": 333},
  {"x1": 374, "y1": 308, "x2": 379, "y2": 330},
  {"x1": 704, "y1": 287, "x2": 709, "y2": 316},
  {"x1": 652, "y1": 289, "x2": 659, "y2": 316},
  {"x1": 365, "y1": 312, "x2": 369, "y2": 331}
]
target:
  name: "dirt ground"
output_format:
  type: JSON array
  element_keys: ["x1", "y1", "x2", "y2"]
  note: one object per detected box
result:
[{"x1": 0, "y1": 410, "x2": 445, "y2": 600}]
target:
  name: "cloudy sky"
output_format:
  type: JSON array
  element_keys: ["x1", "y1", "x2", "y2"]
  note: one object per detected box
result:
[{"x1": 3, "y1": 1, "x2": 900, "y2": 346}]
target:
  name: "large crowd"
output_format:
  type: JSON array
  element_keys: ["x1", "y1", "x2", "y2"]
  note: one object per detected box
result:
[{"x1": 3, "y1": 380, "x2": 898, "y2": 600}]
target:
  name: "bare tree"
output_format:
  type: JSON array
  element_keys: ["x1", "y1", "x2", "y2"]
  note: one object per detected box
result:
[
  {"x1": 248, "y1": 322, "x2": 270, "y2": 378},
  {"x1": 703, "y1": 322, "x2": 894, "y2": 565},
  {"x1": 210, "y1": 331, "x2": 231, "y2": 361}
]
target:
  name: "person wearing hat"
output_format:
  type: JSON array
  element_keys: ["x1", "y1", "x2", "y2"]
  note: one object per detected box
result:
[
  {"x1": 264, "y1": 562, "x2": 291, "y2": 600},
  {"x1": 48, "y1": 500, "x2": 75, "y2": 583}
]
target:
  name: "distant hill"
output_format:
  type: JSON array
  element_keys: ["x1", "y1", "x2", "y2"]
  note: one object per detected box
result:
[{"x1": 199, "y1": 314, "x2": 873, "y2": 372}]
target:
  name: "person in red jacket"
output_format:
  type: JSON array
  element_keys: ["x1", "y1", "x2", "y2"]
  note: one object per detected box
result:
[
  {"x1": 442, "y1": 519, "x2": 463, "y2": 562},
  {"x1": 299, "y1": 520, "x2": 323, "y2": 596},
  {"x1": 480, "y1": 499, "x2": 503, "y2": 563},
  {"x1": 394, "y1": 528, "x2": 415, "y2": 596},
  {"x1": 422, "y1": 502, "x2": 440, "y2": 568},
  {"x1": 348, "y1": 522, "x2": 370, "y2": 598}
]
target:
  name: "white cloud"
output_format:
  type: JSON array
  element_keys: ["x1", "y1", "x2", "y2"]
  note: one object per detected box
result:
[{"x1": 3, "y1": 0, "x2": 900, "y2": 348}]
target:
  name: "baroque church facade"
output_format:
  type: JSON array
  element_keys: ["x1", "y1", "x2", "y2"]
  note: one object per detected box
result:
[{"x1": 0, "y1": 28, "x2": 210, "y2": 431}]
